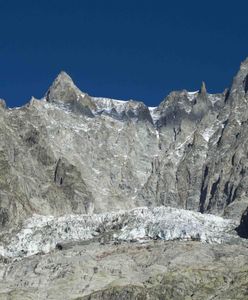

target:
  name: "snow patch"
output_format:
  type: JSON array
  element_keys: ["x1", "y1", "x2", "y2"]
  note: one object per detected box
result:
[
  {"x1": 92, "y1": 97, "x2": 128, "y2": 114},
  {"x1": 147, "y1": 109, "x2": 161, "y2": 132},
  {"x1": 202, "y1": 127, "x2": 216, "y2": 142},
  {"x1": 148, "y1": 107, "x2": 160, "y2": 123},
  {"x1": 187, "y1": 91, "x2": 198, "y2": 101}
]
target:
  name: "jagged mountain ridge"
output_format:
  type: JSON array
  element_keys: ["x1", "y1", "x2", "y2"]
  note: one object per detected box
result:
[
  {"x1": 1, "y1": 58, "x2": 248, "y2": 235},
  {"x1": 2, "y1": 58, "x2": 248, "y2": 300}
]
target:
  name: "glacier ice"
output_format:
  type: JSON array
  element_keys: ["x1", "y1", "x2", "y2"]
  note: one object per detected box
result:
[{"x1": 0, "y1": 206, "x2": 239, "y2": 259}]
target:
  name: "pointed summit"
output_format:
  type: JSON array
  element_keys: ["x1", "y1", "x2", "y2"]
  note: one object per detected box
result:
[
  {"x1": 229, "y1": 57, "x2": 248, "y2": 95},
  {"x1": 45, "y1": 71, "x2": 96, "y2": 116},
  {"x1": 55, "y1": 71, "x2": 74, "y2": 84},
  {"x1": 199, "y1": 81, "x2": 207, "y2": 95},
  {"x1": 0, "y1": 98, "x2": 6, "y2": 109},
  {"x1": 46, "y1": 71, "x2": 80, "y2": 103}
]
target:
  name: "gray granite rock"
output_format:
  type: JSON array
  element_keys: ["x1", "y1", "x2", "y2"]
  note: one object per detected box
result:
[
  {"x1": 1, "y1": 60, "x2": 248, "y2": 229},
  {"x1": 1, "y1": 240, "x2": 248, "y2": 300},
  {"x1": 0, "y1": 99, "x2": 6, "y2": 110},
  {"x1": 1, "y1": 58, "x2": 248, "y2": 299}
]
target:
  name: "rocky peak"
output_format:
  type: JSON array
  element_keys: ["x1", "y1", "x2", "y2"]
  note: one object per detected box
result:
[
  {"x1": 45, "y1": 71, "x2": 154, "y2": 122},
  {"x1": 46, "y1": 71, "x2": 82, "y2": 103},
  {"x1": 224, "y1": 57, "x2": 248, "y2": 121},
  {"x1": 43, "y1": 72, "x2": 224, "y2": 126},
  {"x1": 230, "y1": 57, "x2": 248, "y2": 95},
  {"x1": 56, "y1": 71, "x2": 74, "y2": 83},
  {"x1": 92, "y1": 97, "x2": 153, "y2": 123},
  {"x1": 199, "y1": 81, "x2": 207, "y2": 95},
  {"x1": 0, "y1": 99, "x2": 6, "y2": 109},
  {"x1": 45, "y1": 71, "x2": 96, "y2": 116},
  {"x1": 54, "y1": 70, "x2": 73, "y2": 82}
]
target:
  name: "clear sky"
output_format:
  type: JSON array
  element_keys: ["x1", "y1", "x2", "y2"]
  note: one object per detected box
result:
[{"x1": 1, "y1": 0, "x2": 248, "y2": 107}]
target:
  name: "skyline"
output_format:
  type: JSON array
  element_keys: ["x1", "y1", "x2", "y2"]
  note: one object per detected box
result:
[{"x1": 0, "y1": 0, "x2": 248, "y2": 107}]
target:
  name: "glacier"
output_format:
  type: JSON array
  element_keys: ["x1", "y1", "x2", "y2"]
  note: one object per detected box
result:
[{"x1": 0, "y1": 206, "x2": 239, "y2": 259}]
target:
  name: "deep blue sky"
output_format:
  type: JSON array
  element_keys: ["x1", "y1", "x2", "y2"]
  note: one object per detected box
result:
[{"x1": 1, "y1": 0, "x2": 248, "y2": 107}]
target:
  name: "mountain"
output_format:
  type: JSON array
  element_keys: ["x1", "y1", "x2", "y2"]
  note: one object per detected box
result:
[{"x1": 1, "y1": 59, "x2": 248, "y2": 299}]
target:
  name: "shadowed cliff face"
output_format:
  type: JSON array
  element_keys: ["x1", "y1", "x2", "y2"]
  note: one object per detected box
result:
[
  {"x1": 236, "y1": 208, "x2": 248, "y2": 238},
  {"x1": 1, "y1": 58, "x2": 248, "y2": 234}
]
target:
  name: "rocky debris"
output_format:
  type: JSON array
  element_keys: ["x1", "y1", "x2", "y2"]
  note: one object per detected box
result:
[{"x1": 0, "y1": 240, "x2": 248, "y2": 299}]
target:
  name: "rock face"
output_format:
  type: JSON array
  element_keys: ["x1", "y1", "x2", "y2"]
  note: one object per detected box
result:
[
  {"x1": 1, "y1": 58, "x2": 248, "y2": 299},
  {"x1": 1, "y1": 240, "x2": 248, "y2": 300},
  {"x1": 2, "y1": 58, "x2": 248, "y2": 229}
]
